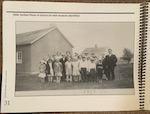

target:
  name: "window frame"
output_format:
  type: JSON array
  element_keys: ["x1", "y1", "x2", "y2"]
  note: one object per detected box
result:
[{"x1": 16, "y1": 51, "x2": 22, "y2": 64}]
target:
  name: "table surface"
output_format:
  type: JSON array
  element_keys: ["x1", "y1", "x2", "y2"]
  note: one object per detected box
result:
[{"x1": 0, "y1": 0, "x2": 150, "y2": 113}]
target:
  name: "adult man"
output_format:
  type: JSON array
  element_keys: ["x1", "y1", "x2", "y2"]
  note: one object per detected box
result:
[
  {"x1": 105, "y1": 49, "x2": 117, "y2": 80},
  {"x1": 101, "y1": 54, "x2": 108, "y2": 80}
]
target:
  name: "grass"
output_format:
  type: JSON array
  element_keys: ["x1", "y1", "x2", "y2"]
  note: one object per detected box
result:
[{"x1": 15, "y1": 64, "x2": 134, "y2": 91}]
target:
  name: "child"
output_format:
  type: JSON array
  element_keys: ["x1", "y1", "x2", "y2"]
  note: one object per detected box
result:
[
  {"x1": 47, "y1": 56, "x2": 54, "y2": 82},
  {"x1": 56, "y1": 52, "x2": 62, "y2": 60},
  {"x1": 65, "y1": 57, "x2": 73, "y2": 82},
  {"x1": 78, "y1": 55, "x2": 83, "y2": 81},
  {"x1": 53, "y1": 58, "x2": 63, "y2": 83},
  {"x1": 79, "y1": 56, "x2": 88, "y2": 82},
  {"x1": 60, "y1": 53, "x2": 67, "y2": 81},
  {"x1": 72, "y1": 58, "x2": 80, "y2": 81},
  {"x1": 89, "y1": 59, "x2": 96, "y2": 82},
  {"x1": 96, "y1": 59, "x2": 103, "y2": 83},
  {"x1": 38, "y1": 60, "x2": 47, "y2": 82},
  {"x1": 86, "y1": 56, "x2": 91, "y2": 81}
]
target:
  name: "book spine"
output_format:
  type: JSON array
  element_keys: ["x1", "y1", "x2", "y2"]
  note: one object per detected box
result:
[{"x1": 139, "y1": 2, "x2": 148, "y2": 110}]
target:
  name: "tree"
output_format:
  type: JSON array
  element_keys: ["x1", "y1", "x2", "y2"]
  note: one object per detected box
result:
[{"x1": 122, "y1": 48, "x2": 133, "y2": 62}]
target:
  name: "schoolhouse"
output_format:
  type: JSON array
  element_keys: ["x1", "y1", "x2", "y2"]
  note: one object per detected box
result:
[
  {"x1": 16, "y1": 26, "x2": 73, "y2": 75},
  {"x1": 81, "y1": 45, "x2": 108, "y2": 59}
]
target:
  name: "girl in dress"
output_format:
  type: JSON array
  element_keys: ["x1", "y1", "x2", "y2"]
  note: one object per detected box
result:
[
  {"x1": 47, "y1": 55, "x2": 54, "y2": 82},
  {"x1": 38, "y1": 60, "x2": 47, "y2": 82},
  {"x1": 53, "y1": 58, "x2": 63, "y2": 83},
  {"x1": 72, "y1": 57, "x2": 80, "y2": 81},
  {"x1": 65, "y1": 57, "x2": 73, "y2": 82},
  {"x1": 78, "y1": 55, "x2": 83, "y2": 81}
]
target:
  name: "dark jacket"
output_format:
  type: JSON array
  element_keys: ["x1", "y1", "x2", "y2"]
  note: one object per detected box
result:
[
  {"x1": 105, "y1": 54, "x2": 117, "y2": 67},
  {"x1": 60, "y1": 58, "x2": 67, "y2": 72}
]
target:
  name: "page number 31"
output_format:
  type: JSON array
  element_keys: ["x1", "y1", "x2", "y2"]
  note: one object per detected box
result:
[{"x1": 4, "y1": 100, "x2": 10, "y2": 105}]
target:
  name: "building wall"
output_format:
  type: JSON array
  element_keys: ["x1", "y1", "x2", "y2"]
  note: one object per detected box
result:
[
  {"x1": 31, "y1": 28, "x2": 73, "y2": 72},
  {"x1": 16, "y1": 45, "x2": 31, "y2": 74}
]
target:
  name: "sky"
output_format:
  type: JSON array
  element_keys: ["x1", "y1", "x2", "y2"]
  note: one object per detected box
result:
[{"x1": 16, "y1": 22, "x2": 135, "y2": 57}]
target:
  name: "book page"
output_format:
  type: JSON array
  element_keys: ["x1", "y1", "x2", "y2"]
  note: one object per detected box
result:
[
  {"x1": 1, "y1": 1, "x2": 140, "y2": 112},
  {"x1": 145, "y1": 3, "x2": 150, "y2": 111}
]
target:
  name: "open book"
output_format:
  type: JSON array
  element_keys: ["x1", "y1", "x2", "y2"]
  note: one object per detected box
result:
[{"x1": 1, "y1": 1, "x2": 150, "y2": 112}]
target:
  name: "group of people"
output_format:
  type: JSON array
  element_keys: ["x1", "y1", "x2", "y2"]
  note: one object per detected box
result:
[{"x1": 38, "y1": 49, "x2": 117, "y2": 83}]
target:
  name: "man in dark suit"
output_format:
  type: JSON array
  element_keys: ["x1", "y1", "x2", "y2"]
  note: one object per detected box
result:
[
  {"x1": 105, "y1": 49, "x2": 117, "y2": 80},
  {"x1": 60, "y1": 53, "x2": 67, "y2": 81}
]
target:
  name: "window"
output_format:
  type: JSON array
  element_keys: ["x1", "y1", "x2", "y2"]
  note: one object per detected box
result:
[{"x1": 16, "y1": 51, "x2": 22, "y2": 64}]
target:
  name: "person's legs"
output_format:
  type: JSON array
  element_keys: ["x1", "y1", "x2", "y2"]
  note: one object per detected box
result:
[
  {"x1": 107, "y1": 66, "x2": 111, "y2": 80},
  {"x1": 90, "y1": 69, "x2": 94, "y2": 82},
  {"x1": 66, "y1": 75, "x2": 69, "y2": 82},
  {"x1": 99, "y1": 69, "x2": 103, "y2": 83},
  {"x1": 51, "y1": 76, "x2": 53, "y2": 82},
  {"x1": 48, "y1": 76, "x2": 51, "y2": 82},
  {"x1": 76, "y1": 75, "x2": 79, "y2": 81},
  {"x1": 93, "y1": 69, "x2": 96, "y2": 82},
  {"x1": 74, "y1": 76, "x2": 78, "y2": 81},
  {"x1": 109, "y1": 66, "x2": 115, "y2": 80},
  {"x1": 84, "y1": 68, "x2": 87, "y2": 82},
  {"x1": 110, "y1": 66, "x2": 115, "y2": 80},
  {"x1": 81, "y1": 68, "x2": 86, "y2": 82},
  {"x1": 40, "y1": 78, "x2": 43, "y2": 82},
  {"x1": 63, "y1": 67, "x2": 66, "y2": 81},
  {"x1": 56, "y1": 76, "x2": 59, "y2": 83},
  {"x1": 48, "y1": 76, "x2": 53, "y2": 82},
  {"x1": 59, "y1": 76, "x2": 61, "y2": 83},
  {"x1": 86, "y1": 73, "x2": 89, "y2": 82},
  {"x1": 80, "y1": 68, "x2": 84, "y2": 82},
  {"x1": 97, "y1": 69, "x2": 101, "y2": 81},
  {"x1": 70, "y1": 75, "x2": 72, "y2": 82}
]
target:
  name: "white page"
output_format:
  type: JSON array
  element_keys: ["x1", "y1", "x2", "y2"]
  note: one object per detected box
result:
[
  {"x1": 1, "y1": 1, "x2": 140, "y2": 112},
  {"x1": 145, "y1": 3, "x2": 150, "y2": 111}
]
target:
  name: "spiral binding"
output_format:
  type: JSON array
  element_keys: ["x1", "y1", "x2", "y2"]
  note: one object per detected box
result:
[{"x1": 139, "y1": 2, "x2": 148, "y2": 110}]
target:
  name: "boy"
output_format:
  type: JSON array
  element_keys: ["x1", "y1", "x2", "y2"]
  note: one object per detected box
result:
[
  {"x1": 86, "y1": 56, "x2": 91, "y2": 81},
  {"x1": 89, "y1": 59, "x2": 96, "y2": 82},
  {"x1": 79, "y1": 56, "x2": 88, "y2": 82},
  {"x1": 96, "y1": 59, "x2": 103, "y2": 83},
  {"x1": 60, "y1": 53, "x2": 67, "y2": 81}
]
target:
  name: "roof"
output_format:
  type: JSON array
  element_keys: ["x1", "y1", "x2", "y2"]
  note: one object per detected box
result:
[
  {"x1": 16, "y1": 26, "x2": 73, "y2": 47},
  {"x1": 81, "y1": 46, "x2": 108, "y2": 58}
]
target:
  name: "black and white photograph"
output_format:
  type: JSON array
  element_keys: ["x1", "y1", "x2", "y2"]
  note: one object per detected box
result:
[{"x1": 15, "y1": 21, "x2": 134, "y2": 96}]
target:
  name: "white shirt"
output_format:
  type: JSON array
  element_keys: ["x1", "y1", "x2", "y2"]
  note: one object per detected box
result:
[
  {"x1": 86, "y1": 60, "x2": 91, "y2": 71},
  {"x1": 89, "y1": 62, "x2": 96, "y2": 70},
  {"x1": 109, "y1": 54, "x2": 112, "y2": 57},
  {"x1": 79, "y1": 61, "x2": 88, "y2": 70}
]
